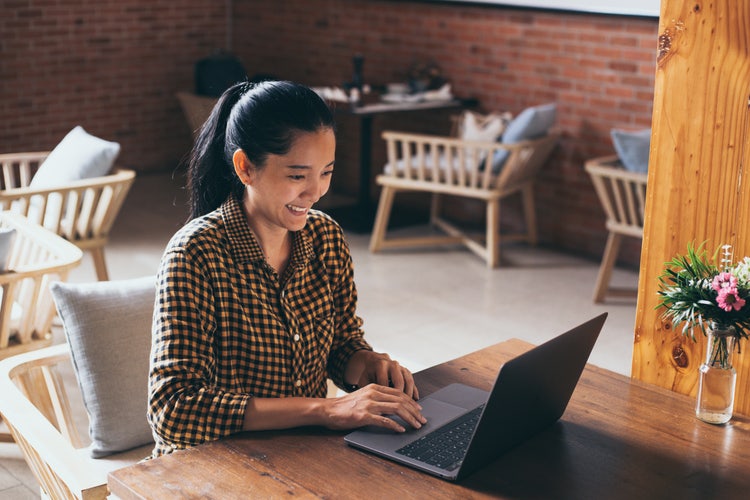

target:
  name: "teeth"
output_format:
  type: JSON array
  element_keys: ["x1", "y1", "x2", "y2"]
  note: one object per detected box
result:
[{"x1": 287, "y1": 205, "x2": 306, "y2": 213}]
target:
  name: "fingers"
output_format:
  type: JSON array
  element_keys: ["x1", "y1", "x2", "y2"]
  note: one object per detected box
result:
[
  {"x1": 363, "y1": 385, "x2": 427, "y2": 432},
  {"x1": 363, "y1": 352, "x2": 420, "y2": 400}
]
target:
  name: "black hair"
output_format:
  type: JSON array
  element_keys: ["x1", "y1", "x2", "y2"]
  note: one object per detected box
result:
[{"x1": 186, "y1": 80, "x2": 336, "y2": 220}]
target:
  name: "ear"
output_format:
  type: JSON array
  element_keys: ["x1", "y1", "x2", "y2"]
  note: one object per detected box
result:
[{"x1": 232, "y1": 149, "x2": 254, "y2": 185}]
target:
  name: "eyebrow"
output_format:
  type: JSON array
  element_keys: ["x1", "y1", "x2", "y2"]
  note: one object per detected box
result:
[{"x1": 286, "y1": 160, "x2": 335, "y2": 170}]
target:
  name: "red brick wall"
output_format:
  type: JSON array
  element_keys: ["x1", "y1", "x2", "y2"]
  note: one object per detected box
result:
[
  {"x1": 1, "y1": 0, "x2": 657, "y2": 266},
  {"x1": 1, "y1": 0, "x2": 227, "y2": 172},
  {"x1": 233, "y1": 0, "x2": 658, "y2": 266}
]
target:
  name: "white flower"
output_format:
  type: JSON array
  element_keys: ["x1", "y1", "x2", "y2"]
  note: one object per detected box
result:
[{"x1": 732, "y1": 256, "x2": 750, "y2": 286}]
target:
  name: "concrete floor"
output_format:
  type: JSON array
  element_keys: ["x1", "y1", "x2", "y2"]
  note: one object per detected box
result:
[{"x1": 0, "y1": 171, "x2": 640, "y2": 498}]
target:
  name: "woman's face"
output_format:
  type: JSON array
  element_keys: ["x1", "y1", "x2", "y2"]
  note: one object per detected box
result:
[{"x1": 242, "y1": 128, "x2": 335, "y2": 233}]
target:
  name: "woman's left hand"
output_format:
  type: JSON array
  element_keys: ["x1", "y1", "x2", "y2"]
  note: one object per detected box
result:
[{"x1": 346, "y1": 350, "x2": 420, "y2": 400}]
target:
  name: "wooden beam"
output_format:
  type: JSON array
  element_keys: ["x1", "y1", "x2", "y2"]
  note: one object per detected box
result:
[{"x1": 633, "y1": 0, "x2": 750, "y2": 416}]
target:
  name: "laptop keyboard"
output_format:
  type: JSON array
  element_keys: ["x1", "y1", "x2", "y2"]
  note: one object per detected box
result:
[{"x1": 396, "y1": 404, "x2": 484, "y2": 471}]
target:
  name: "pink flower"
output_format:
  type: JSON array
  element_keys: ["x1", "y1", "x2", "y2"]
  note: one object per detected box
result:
[
  {"x1": 712, "y1": 272, "x2": 738, "y2": 291},
  {"x1": 717, "y1": 288, "x2": 746, "y2": 312}
]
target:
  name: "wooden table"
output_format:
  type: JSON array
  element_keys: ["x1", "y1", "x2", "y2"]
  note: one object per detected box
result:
[{"x1": 109, "y1": 340, "x2": 750, "y2": 499}]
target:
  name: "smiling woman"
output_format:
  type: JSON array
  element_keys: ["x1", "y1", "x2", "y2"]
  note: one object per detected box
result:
[{"x1": 148, "y1": 80, "x2": 426, "y2": 458}]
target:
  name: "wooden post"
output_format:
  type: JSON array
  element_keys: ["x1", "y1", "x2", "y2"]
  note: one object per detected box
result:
[{"x1": 633, "y1": 0, "x2": 750, "y2": 416}]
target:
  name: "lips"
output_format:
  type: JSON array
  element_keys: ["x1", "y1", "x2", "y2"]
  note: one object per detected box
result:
[{"x1": 286, "y1": 204, "x2": 308, "y2": 214}]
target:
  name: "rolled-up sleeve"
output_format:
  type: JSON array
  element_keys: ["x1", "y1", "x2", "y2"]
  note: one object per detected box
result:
[{"x1": 148, "y1": 247, "x2": 248, "y2": 455}]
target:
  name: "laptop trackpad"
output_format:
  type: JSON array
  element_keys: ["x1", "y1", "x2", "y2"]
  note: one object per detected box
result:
[{"x1": 344, "y1": 384, "x2": 489, "y2": 452}]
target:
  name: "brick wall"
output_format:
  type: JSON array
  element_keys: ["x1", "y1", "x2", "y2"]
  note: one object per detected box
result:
[
  {"x1": 1, "y1": 0, "x2": 658, "y2": 266},
  {"x1": 233, "y1": 0, "x2": 658, "y2": 267},
  {"x1": 0, "y1": 0, "x2": 227, "y2": 172}
]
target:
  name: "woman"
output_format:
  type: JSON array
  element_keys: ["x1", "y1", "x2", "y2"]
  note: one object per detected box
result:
[{"x1": 148, "y1": 80, "x2": 426, "y2": 456}]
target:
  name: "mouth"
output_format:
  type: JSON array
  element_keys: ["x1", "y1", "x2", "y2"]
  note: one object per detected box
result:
[{"x1": 286, "y1": 204, "x2": 309, "y2": 215}]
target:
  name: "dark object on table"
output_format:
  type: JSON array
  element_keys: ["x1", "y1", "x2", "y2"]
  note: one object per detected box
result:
[{"x1": 195, "y1": 51, "x2": 248, "y2": 97}]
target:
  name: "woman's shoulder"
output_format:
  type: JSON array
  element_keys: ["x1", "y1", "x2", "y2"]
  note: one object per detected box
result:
[
  {"x1": 305, "y1": 210, "x2": 345, "y2": 242},
  {"x1": 166, "y1": 211, "x2": 225, "y2": 254}
]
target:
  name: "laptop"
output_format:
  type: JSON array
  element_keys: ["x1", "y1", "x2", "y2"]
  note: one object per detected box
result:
[{"x1": 344, "y1": 312, "x2": 607, "y2": 481}]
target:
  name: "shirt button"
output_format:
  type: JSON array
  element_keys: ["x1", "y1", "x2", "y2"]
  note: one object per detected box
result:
[
  {"x1": 293, "y1": 334, "x2": 300, "y2": 342},
  {"x1": 295, "y1": 379, "x2": 302, "y2": 387}
]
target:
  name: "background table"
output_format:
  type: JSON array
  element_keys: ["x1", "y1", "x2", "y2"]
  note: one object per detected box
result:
[
  {"x1": 328, "y1": 98, "x2": 472, "y2": 232},
  {"x1": 109, "y1": 339, "x2": 750, "y2": 499}
]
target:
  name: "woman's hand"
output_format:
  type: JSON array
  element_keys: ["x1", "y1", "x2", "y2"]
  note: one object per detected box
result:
[
  {"x1": 345, "y1": 350, "x2": 420, "y2": 400},
  {"x1": 323, "y1": 384, "x2": 427, "y2": 433}
]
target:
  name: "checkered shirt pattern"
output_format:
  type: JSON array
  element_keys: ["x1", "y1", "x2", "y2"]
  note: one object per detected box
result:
[{"x1": 148, "y1": 195, "x2": 372, "y2": 456}]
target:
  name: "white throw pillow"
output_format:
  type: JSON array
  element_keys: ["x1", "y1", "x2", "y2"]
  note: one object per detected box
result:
[
  {"x1": 30, "y1": 126, "x2": 120, "y2": 189},
  {"x1": 50, "y1": 276, "x2": 156, "y2": 458},
  {"x1": 459, "y1": 111, "x2": 509, "y2": 143}
]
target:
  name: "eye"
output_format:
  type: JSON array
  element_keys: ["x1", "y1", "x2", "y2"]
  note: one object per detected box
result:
[
  {"x1": 322, "y1": 170, "x2": 334, "y2": 177},
  {"x1": 289, "y1": 174, "x2": 305, "y2": 180}
]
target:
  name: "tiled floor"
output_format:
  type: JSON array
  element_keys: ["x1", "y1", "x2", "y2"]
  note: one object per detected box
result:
[{"x1": 0, "y1": 171, "x2": 640, "y2": 497}]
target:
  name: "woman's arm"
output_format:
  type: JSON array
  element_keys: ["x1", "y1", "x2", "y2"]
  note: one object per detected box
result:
[{"x1": 242, "y1": 384, "x2": 426, "y2": 433}]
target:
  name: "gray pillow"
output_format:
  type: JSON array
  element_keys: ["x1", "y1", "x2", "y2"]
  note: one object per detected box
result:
[
  {"x1": 50, "y1": 276, "x2": 155, "y2": 458},
  {"x1": 493, "y1": 103, "x2": 557, "y2": 170},
  {"x1": 611, "y1": 128, "x2": 651, "y2": 173}
]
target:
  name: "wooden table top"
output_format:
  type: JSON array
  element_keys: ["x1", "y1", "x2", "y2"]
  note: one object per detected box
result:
[{"x1": 109, "y1": 339, "x2": 750, "y2": 499}]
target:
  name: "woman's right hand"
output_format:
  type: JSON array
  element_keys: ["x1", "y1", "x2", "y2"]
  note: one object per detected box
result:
[{"x1": 322, "y1": 384, "x2": 427, "y2": 433}]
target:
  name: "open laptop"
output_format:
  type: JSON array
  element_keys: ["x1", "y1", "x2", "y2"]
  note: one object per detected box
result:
[{"x1": 344, "y1": 312, "x2": 607, "y2": 481}]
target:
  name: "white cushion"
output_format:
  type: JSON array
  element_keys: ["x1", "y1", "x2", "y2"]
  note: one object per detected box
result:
[
  {"x1": 50, "y1": 276, "x2": 156, "y2": 458},
  {"x1": 458, "y1": 111, "x2": 509, "y2": 143},
  {"x1": 30, "y1": 126, "x2": 120, "y2": 189}
]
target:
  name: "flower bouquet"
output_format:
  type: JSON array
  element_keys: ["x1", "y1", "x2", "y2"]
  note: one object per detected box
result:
[
  {"x1": 657, "y1": 242, "x2": 750, "y2": 350},
  {"x1": 657, "y1": 242, "x2": 750, "y2": 423}
]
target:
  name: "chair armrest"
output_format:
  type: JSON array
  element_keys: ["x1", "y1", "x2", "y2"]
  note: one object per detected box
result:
[
  {"x1": 0, "y1": 168, "x2": 136, "y2": 241},
  {"x1": 0, "y1": 344, "x2": 110, "y2": 499},
  {"x1": 0, "y1": 151, "x2": 49, "y2": 189},
  {"x1": 0, "y1": 168, "x2": 135, "y2": 199}
]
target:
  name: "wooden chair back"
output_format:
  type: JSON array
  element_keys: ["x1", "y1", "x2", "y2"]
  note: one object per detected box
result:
[
  {"x1": 584, "y1": 156, "x2": 648, "y2": 302},
  {"x1": 0, "y1": 152, "x2": 136, "y2": 280},
  {"x1": 176, "y1": 91, "x2": 218, "y2": 139},
  {"x1": 0, "y1": 213, "x2": 82, "y2": 360}
]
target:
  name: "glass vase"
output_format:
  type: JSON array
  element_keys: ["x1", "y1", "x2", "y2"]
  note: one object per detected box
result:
[{"x1": 695, "y1": 324, "x2": 737, "y2": 424}]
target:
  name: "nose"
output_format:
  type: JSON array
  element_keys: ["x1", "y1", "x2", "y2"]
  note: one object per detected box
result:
[{"x1": 304, "y1": 176, "x2": 329, "y2": 203}]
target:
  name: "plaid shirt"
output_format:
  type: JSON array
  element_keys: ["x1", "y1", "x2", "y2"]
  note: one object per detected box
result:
[{"x1": 148, "y1": 195, "x2": 371, "y2": 456}]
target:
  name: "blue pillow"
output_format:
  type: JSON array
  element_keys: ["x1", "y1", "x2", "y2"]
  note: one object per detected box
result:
[
  {"x1": 493, "y1": 103, "x2": 557, "y2": 170},
  {"x1": 611, "y1": 128, "x2": 650, "y2": 173}
]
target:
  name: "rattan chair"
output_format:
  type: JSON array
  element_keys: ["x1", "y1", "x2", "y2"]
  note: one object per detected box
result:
[
  {"x1": 176, "y1": 91, "x2": 218, "y2": 139},
  {"x1": 0, "y1": 343, "x2": 150, "y2": 499},
  {"x1": 0, "y1": 212, "x2": 82, "y2": 443},
  {"x1": 0, "y1": 152, "x2": 135, "y2": 281},
  {"x1": 370, "y1": 130, "x2": 559, "y2": 268},
  {"x1": 585, "y1": 155, "x2": 648, "y2": 303}
]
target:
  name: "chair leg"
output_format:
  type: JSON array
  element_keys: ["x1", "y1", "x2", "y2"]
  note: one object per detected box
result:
[
  {"x1": 369, "y1": 186, "x2": 396, "y2": 253},
  {"x1": 486, "y1": 199, "x2": 501, "y2": 268},
  {"x1": 90, "y1": 247, "x2": 110, "y2": 281},
  {"x1": 593, "y1": 232, "x2": 622, "y2": 303},
  {"x1": 429, "y1": 193, "x2": 442, "y2": 227},
  {"x1": 521, "y1": 184, "x2": 538, "y2": 246}
]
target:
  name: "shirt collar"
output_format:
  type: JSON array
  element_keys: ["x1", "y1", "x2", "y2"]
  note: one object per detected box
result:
[{"x1": 221, "y1": 196, "x2": 315, "y2": 268}]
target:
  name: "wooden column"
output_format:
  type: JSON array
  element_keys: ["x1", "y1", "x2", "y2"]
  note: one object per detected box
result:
[{"x1": 633, "y1": 0, "x2": 750, "y2": 416}]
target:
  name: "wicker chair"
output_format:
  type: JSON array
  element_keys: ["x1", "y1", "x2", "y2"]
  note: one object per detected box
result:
[
  {"x1": 0, "y1": 212, "x2": 82, "y2": 443},
  {"x1": 584, "y1": 155, "x2": 648, "y2": 303},
  {"x1": 369, "y1": 130, "x2": 559, "y2": 268},
  {"x1": 176, "y1": 91, "x2": 218, "y2": 139},
  {"x1": 0, "y1": 343, "x2": 150, "y2": 499},
  {"x1": 0, "y1": 152, "x2": 135, "y2": 281}
]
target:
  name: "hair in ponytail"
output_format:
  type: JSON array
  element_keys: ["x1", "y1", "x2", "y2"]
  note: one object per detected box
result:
[{"x1": 186, "y1": 80, "x2": 335, "y2": 220}]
